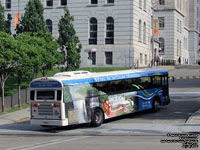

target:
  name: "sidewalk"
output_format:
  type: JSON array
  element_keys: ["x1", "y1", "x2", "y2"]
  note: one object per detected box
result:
[{"x1": 0, "y1": 108, "x2": 30, "y2": 125}]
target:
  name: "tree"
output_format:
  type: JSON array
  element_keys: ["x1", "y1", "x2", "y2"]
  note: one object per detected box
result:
[
  {"x1": 16, "y1": 32, "x2": 63, "y2": 78},
  {"x1": 16, "y1": 0, "x2": 48, "y2": 34},
  {"x1": 0, "y1": 32, "x2": 18, "y2": 112},
  {"x1": 58, "y1": 7, "x2": 82, "y2": 71},
  {"x1": 12, "y1": 36, "x2": 33, "y2": 108}
]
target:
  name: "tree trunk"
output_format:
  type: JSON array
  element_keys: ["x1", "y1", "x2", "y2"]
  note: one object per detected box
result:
[
  {"x1": 1, "y1": 80, "x2": 5, "y2": 112},
  {"x1": 18, "y1": 79, "x2": 21, "y2": 109},
  {"x1": 32, "y1": 66, "x2": 38, "y2": 79}
]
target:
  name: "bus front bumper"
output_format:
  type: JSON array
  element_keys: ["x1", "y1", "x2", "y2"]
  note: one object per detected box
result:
[{"x1": 30, "y1": 119, "x2": 68, "y2": 127}]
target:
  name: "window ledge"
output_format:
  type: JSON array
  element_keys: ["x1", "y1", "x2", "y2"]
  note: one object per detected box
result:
[
  {"x1": 45, "y1": 6, "x2": 54, "y2": 9},
  {"x1": 103, "y1": 4, "x2": 115, "y2": 6},
  {"x1": 57, "y1": 6, "x2": 67, "y2": 8},
  {"x1": 5, "y1": 8, "x2": 11, "y2": 11},
  {"x1": 87, "y1": 4, "x2": 98, "y2": 7}
]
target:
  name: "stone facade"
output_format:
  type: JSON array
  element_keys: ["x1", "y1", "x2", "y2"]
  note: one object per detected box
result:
[{"x1": 1, "y1": 0, "x2": 199, "y2": 66}]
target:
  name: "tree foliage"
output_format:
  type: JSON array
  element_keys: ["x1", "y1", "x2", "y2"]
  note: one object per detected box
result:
[
  {"x1": 16, "y1": 0, "x2": 48, "y2": 34},
  {"x1": 58, "y1": 7, "x2": 82, "y2": 71},
  {"x1": 0, "y1": 32, "x2": 18, "y2": 112},
  {"x1": 16, "y1": 32, "x2": 63, "y2": 78}
]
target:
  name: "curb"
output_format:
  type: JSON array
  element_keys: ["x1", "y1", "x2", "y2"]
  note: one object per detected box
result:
[{"x1": 186, "y1": 108, "x2": 200, "y2": 124}]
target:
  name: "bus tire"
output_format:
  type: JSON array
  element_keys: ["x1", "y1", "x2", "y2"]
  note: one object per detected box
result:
[
  {"x1": 152, "y1": 98, "x2": 160, "y2": 112},
  {"x1": 91, "y1": 109, "x2": 103, "y2": 127}
]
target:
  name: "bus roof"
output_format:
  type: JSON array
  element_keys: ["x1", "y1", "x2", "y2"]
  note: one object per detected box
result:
[{"x1": 43, "y1": 68, "x2": 168, "y2": 85}]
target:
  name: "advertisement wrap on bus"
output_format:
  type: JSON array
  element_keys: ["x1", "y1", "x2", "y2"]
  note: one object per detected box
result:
[{"x1": 30, "y1": 69, "x2": 170, "y2": 127}]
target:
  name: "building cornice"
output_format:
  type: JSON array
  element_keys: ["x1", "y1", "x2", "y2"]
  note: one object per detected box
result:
[{"x1": 155, "y1": 8, "x2": 185, "y2": 17}]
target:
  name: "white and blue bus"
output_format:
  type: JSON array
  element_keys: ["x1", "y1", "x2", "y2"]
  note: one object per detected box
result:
[{"x1": 30, "y1": 69, "x2": 170, "y2": 127}]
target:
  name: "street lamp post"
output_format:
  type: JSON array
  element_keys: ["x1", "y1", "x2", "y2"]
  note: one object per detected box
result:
[{"x1": 84, "y1": 48, "x2": 97, "y2": 72}]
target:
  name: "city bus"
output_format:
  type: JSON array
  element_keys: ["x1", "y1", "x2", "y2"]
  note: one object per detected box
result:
[{"x1": 29, "y1": 69, "x2": 170, "y2": 127}]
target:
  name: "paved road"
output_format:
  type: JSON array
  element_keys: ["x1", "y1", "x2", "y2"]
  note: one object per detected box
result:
[
  {"x1": 0, "y1": 65, "x2": 200, "y2": 150},
  {"x1": 0, "y1": 135, "x2": 189, "y2": 150}
]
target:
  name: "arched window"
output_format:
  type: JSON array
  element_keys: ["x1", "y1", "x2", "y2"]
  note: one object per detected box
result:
[
  {"x1": 159, "y1": 37, "x2": 165, "y2": 53},
  {"x1": 159, "y1": 0, "x2": 165, "y2": 5},
  {"x1": 177, "y1": 39, "x2": 179, "y2": 56},
  {"x1": 105, "y1": 17, "x2": 114, "y2": 44},
  {"x1": 46, "y1": 19, "x2": 53, "y2": 34},
  {"x1": 144, "y1": 0, "x2": 147, "y2": 10},
  {"x1": 60, "y1": 0, "x2": 67, "y2": 6},
  {"x1": 143, "y1": 22, "x2": 146, "y2": 43},
  {"x1": 46, "y1": 0, "x2": 53, "y2": 7},
  {"x1": 91, "y1": 0, "x2": 98, "y2": 4},
  {"x1": 139, "y1": 0, "x2": 142, "y2": 8},
  {"x1": 5, "y1": 0, "x2": 11, "y2": 9},
  {"x1": 89, "y1": 17, "x2": 97, "y2": 45},
  {"x1": 138, "y1": 20, "x2": 142, "y2": 42},
  {"x1": 179, "y1": 40, "x2": 181, "y2": 55}
]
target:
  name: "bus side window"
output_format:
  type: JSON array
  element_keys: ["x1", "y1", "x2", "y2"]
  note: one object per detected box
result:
[
  {"x1": 140, "y1": 77, "x2": 151, "y2": 89},
  {"x1": 162, "y1": 76, "x2": 168, "y2": 86},
  {"x1": 152, "y1": 76, "x2": 162, "y2": 88},
  {"x1": 63, "y1": 86, "x2": 73, "y2": 103},
  {"x1": 93, "y1": 82, "x2": 110, "y2": 94}
]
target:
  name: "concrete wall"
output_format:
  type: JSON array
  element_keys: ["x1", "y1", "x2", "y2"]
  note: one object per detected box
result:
[{"x1": 0, "y1": 89, "x2": 29, "y2": 111}]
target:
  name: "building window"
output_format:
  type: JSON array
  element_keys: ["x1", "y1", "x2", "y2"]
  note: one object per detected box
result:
[
  {"x1": 107, "y1": 0, "x2": 114, "y2": 3},
  {"x1": 144, "y1": 0, "x2": 147, "y2": 10},
  {"x1": 60, "y1": 0, "x2": 67, "y2": 6},
  {"x1": 159, "y1": 37, "x2": 165, "y2": 53},
  {"x1": 158, "y1": 17, "x2": 165, "y2": 29},
  {"x1": 139, "y1": 20, "x2": 142, "y2": 42},
  {"x1": 91, "y1": 0, "x2": 98, "y2": 4},
  {"x1": 5, "y1": 0, "x2": 11, "y2": 9},
  {"x1": 89, "y1": 18, "x2": 97, "y2": 45},
  {"x1": 46, "y1": 19, "x2": 53, "y2": 34},
  {"x1": 105, "y1": 17, "x2": 114, "y2": 44},
  {"x1": 179, "y1": 40, "x2": 181, "y2": 55},
  {"x1": 46, "y1": 0, "x2": 53, "y2": 7},
  {"x1": 177, "y1": 39, "x2": 179, "y2": 56},
  {"x1": 145, "y1": 54, "x2": 147, "y2": 65},
  {"x1": 159, "y1": 0, "x2": 165, "y2": 5},
  {"x1": 143, "y1": 22, "x2": 146, "y2": 43},
  {"x1": 180, "y1": 20, "x2": 182, "y2": 33},
  {"x1": 88, "y1": 52, "x2": 96, "y2": 65},
  {"x1": 177, "y1": 19, "x2": 179, "y2": 32},
  {"x1": 105, "y1": 52, "x2": 113, "y2": 65},
  {"x1": 140, "y1": 53, "x2": 143, "y2": 64},
  {"x1": 139, "y1": 0, "x2": 142, "y2": 8}
]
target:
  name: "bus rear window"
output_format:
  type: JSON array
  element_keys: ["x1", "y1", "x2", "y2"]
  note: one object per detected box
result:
[
  {"x1": 57, "y1": 90, "x2": 62, "y2": 101},
  {"x1": 30, "y1": 91, "x2": 35, "y2": 100},
  {"x1": 37, "y1": 91, "x2": 55, "y2": 100}
]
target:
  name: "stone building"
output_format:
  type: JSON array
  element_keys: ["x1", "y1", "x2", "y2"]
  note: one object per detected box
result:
[{"x1": 1, "y1": 0, "x2": 199, "y2": 66}]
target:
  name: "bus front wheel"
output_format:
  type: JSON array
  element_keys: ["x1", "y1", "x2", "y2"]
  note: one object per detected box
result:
[
  {"x1": 152, "y1": 98, "x2": 160, "y2": 112},
  {"x1": 91, "y1": 109, "x2": 103, "y2": 127}
]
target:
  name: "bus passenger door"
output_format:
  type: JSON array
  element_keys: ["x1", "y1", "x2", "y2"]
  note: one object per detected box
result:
[
  {"x1": 162, "y1": 76, "x2": 169, "y2": 105},
  {"x1": 63, "y1": 86, "x2": 79, "y2": 125}
]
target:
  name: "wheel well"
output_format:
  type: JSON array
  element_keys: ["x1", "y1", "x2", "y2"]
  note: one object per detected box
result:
[
  {"x1": 154, "y1": 96, "x2": 161, "y2": 105},
  {"x1": 94, "y1": 107, "x2": 105, "y2": 121}
]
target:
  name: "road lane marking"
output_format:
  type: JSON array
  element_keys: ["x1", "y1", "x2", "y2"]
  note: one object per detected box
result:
[{"x1": 4, "y1": 136, "x2": 90, "y2": 150}]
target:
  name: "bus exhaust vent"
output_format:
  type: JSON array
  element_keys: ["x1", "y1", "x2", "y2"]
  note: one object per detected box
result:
[
  {"x1": 38, "y1": 104, "x2": 53, "y2": 116},
  {"x1": 54, "y1": 71, "x2": 91, "y2": 77}
]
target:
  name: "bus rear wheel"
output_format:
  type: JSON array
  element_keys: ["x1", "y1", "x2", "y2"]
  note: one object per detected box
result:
[
  {"x1": 91, "y1": 109, "x2": 103, "y2": 127},
  {"x1": 152, "y1": 98, "x2": 160, "y2": 112}
]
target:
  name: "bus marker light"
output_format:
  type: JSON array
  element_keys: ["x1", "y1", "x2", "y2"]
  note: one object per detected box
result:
[
  {"x1": 32, "y1": 104, "x2": 38, "y2": 107},
  {"x1": 54, "y1": 104, "x2": 60, "y2": 107}
]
